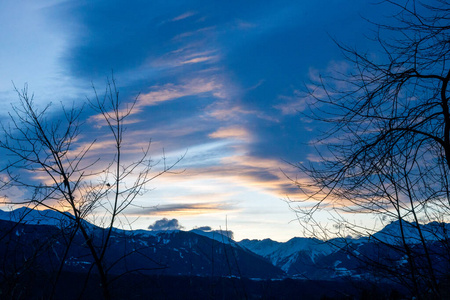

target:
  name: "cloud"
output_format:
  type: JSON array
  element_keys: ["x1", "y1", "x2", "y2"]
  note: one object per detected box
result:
[
  {"x1": 180, "y1": 55, "x2": 217, "y2": 65},
  {"x1": 171, "y1": 11, "x2": 196, "y2": 22},
  {"x1": 148, "y1": 218, "x2": 183, "y2": 231},
  {"x1": 204, "y1": 103, "x2": 251, "y2": 121},
  {"x1": 87, "y1": 76, "x2": 227, "y2": 129},
  {"x1": 133, "y1": 202, "x2": 236, "y2": 216},
  {"x1": 172, "y1": 26, "x2": 216, "y2": 41},
  {"x1": 192, "y1": 226, "x2": 234, "y2": 239},
  {"x1": 0, "y1": 180, "x2": 26, "y2": 204},
  {"x1": 214, "y1": 229, "x2": 234, "y2": 240},
  {"x1": 153, "y1": 48, "x2": 220, "y2": 68},
  {"x1": 195, "y1": 226, "x2": 212, "y2": 231},
  {"x1": 274, "y1": 90, "x2": 308, "y2": 115},
  {"x1": 208, "y1": 126, "x2": 251, "y2": 141},
  {"x1": 235, "y1": 20, "x2": 257, "y2": 30},
  {"x1": 205, "y1": 101, "x2": 278, "y2": 123},
  {"x1": 183, "y1": 154, "x2": 306, "y2": 200},
  {"x1": 138, "y1": 77, "x2": 224, "y2": 107}
]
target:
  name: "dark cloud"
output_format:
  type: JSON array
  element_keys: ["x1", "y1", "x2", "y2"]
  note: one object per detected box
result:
[
  {"x1": 194, "y1": 226, "x2": 234, "y2": 240},
  {"x1": 40, "y1": 0, "x2": 388, "y2": 224},
  {"x1": 132, "y1": 202, "x2": 235, "y2": 216},
  {"x1": 53, "y1": 0, "x2": 285, "y2": 80},
  {"x1": 148, "y1": 218, "x2": 183, "y2": 231},
  {"x1": 213, "y1": 229, "x2": 234, "y2": 240},
  {"x1": 47, "y1": 0, "x2": 382, "y2": 170},
  {"x1": 196, "y1": 226, "x2": 212, "y2": 231}
]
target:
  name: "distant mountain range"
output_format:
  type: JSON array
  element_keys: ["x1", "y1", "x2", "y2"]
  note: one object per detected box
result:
[
  {"x1": 240, "y1": 220, "x2": 450, "y2": 280},
  {"x1": 1, "y1": 207, "x2": 449, "y2": 282},
  {"x1": 0, "y1": 207, "x2": 282, "y2": 280}
]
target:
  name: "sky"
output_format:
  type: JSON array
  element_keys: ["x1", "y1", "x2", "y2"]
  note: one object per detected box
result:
[{"x1": 0, "y1": 0, "x2": 392, "y2": 242}]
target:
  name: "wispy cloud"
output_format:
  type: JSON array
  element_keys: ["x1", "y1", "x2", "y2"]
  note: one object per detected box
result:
[
  {"x1": 180, "y1": 55, "x2": 218, "y2": 65},
  {"x1": 205, "y1": 101, "x2": 277, "y2": 123},
  {"x1": 275, "y1": 60, "x2": 353, "y2": 116},
  {"x1": 171, "y1": 11, "x2": 196, "y2": 22},
  {"x1": 214, "y1": 154, "x2": 301, "y2": 196},
  {"x1": 87, "y1": 76, "x2": 227, "y2": 129},
  {"x1": 131, "y1": 202, "x2": 236, "y2": 216},
  {"x1": 152, "y1": 48, "x2": 220, "y2": 68},
  {"x1": 138, "y1": 77, "x2": 224, "y2": 107},
  {"x1": 158, "y1": 152, "x2": 308, "y2": 202},
  {"x1": 234, "y1": 19, "x2": 258, "y2": 30},
  {"x1": 274, "y1": 90, "x2": 308, "y2": 115},
  {"x1": 209, "y1": 126, "x2": 252, "y2": 141},
  {"x1": 173, "y1": 26, "x2": 216, "y2": 40}
]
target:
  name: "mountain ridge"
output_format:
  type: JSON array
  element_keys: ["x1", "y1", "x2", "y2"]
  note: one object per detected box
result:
[{"x1": 2, "y1": 207, "x2": 450, "y2": 281}]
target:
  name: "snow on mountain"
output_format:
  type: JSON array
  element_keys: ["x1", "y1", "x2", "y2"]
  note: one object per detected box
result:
[
  {"x1": 0, "y1": 207, "x2": 106, "y2": 233},
  {"x1": 190, "y1": 229, "x2": 237, "y2": 246},
  {"x1": 4, "y1": 206, "x2": 450, "y2": 281},
  {"x1": 238, "y1": 220, "x2": 450, "y2": 276},
  {"x1": 239, "y1": 238, "x2": 281, "y2": 258},
  {"x1": 239, "y1": 237, "x2": 337, "y2": 272},
  {"x1": 371, "y1": 220, "x2": 450, "y2": 245},
  {"x1": 0, "y1": 211, "x2": 285, "y2": 279},
  {"x1": 0, "y1": 207, "x2": 74, "y2": 227},
  {"x1": 123, "y1": 228, "x2": 158, "y2": 237},
  {"x1": 0, "y1": 208, "x2": 236, "y2": 244}
]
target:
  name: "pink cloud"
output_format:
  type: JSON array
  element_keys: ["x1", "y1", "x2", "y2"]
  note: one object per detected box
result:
[
  {"x1": 209, "y1": 126, "x2": 251, "y2": 141},
  {"x1": 139, "y1": 77, "x2": 224, "y2": 107}
]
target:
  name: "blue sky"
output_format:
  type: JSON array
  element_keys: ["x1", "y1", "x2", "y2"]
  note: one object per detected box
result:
[{"x1": 0, "y1": 0, "x2": 390, "y2": 241}]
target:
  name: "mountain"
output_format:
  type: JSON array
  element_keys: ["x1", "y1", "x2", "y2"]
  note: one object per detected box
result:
[
  {"x1": 1, "y1": 207, "x2": 450, "y2": 284},
  {"x1": 371, "y1": 219, "x2": 450, "y2": 245},
  {"x1": 239, "y1": 219, "x2": 450, "y2": 280},
  {"x1": 0, "y1": 208, "x2": 284, "y2": 280},
  {"x1": 239, "y1": 237, "x2": 335, "y2": 273},
  {"x1": 238, "y1": 236, "x2": 363, "y2": 278},
  {"x1": 0, "y1": 206, "x2": 74, "y2": 226}
]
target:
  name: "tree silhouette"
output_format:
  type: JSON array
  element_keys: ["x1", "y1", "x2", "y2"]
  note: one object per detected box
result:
[
  {"x1": 0, "y1": 77, "x2": 182, "y2": 299},
  {"x1": 292, "y1": 1, "x2": 450, "y2": 298}
]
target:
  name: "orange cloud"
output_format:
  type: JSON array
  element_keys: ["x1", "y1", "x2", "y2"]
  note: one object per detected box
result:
[
  {"x1": 208, "y1": 126, "x2": 251, "y2": 141},
  {"x1": 130, "y1": 202, "x2": 236, "y2": 216},
  {"x1": 88, "y1": 77, "x2": 226, "y2": 129}
]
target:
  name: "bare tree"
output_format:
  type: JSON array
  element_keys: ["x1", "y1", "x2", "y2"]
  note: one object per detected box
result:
[
  {"x1": 0, "y1": 78, "x2": 181, "y2": 299},
  {"x1": 291, "y1": 1, "x2": 450, "y2": 298}
]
